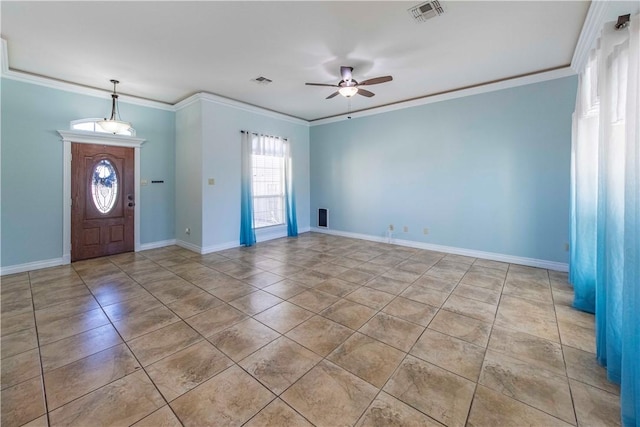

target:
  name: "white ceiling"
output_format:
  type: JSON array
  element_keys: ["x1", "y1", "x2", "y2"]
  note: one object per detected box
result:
[{"x1": 1, "y1": 1, "x2": 593, "y2": 121}]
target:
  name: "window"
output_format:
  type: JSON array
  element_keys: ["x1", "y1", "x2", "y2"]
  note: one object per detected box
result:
[
  {"x1": 252, "y1": 139, "x2": 286, "y2": 228},
  {"x1": 70, "y1": 118, "x2": 136, "y2": 136}
]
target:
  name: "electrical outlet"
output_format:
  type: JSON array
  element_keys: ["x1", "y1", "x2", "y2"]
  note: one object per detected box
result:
[
  {"x1": 389, "y1": 224, "x2": 394, "y2": 231},
  {"x1": 208, "y1": 178, "x2": 215, "y2": 185},
  {"x1": 423, "y1": 228, "x2": 429, "y2": 235},
  {"x1": 185, "y1": 227, "x2": 191, "y2": 235},
  {"x1": 403, "y1": 226, "x2": 408, "y2": 233}
]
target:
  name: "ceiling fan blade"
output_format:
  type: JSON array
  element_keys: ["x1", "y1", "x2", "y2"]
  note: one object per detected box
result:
[
  {"x1": 358, "y1": 76, "x2": 393, "y2": 86},
  {"x1": 357, "y1": 88, "x2": 375, "y2": 97},
  {"x1": 306, "y1": 83, "x2": 339, "y2": 87},
  {"x1": 340, "y1": 66, "x2": 354, "y2": 82},
  {"x1": 326, "y1": 91, "x2": 340, "y2": 99}
]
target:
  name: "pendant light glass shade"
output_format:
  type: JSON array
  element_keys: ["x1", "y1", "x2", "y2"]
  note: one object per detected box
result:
[{"x1": 97, "y1": 80, "x2": 132, "y2": 134}]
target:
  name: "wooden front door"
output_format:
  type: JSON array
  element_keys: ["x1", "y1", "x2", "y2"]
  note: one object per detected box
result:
[{"x1": 71, "y1": 143, "x2": 134, "y2": 261}]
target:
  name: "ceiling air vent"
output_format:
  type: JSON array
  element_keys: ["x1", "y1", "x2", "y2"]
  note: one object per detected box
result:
[
  {"x1": 252, "y1": 76, "x2": 273, "y2": 85},
  {"x1": 408, "y1": 1, "x2": 444, "y2": 23}
]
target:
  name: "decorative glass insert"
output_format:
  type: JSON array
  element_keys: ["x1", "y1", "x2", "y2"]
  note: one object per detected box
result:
[{"x1": 91, "y1": 160, "x2": 118, "y2": 213}]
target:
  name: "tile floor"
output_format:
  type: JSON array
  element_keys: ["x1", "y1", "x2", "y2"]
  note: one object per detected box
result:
[{"x1": 0, "y1": 232, "x2": 621, "y2": 426}]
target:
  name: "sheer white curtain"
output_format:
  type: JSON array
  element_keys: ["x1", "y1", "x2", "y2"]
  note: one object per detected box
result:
[{"x1": 570, "y1": 15, "x2": 639, "y2": 426}]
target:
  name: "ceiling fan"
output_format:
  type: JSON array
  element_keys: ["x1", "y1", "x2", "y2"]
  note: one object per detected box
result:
[{"x1": 306, "y1": 66, "x2": 393, "y2": 99}]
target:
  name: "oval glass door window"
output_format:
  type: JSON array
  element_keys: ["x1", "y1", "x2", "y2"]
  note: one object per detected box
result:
[{"x1": 91, "y1": 159, "x2": 119, "y2": 213}]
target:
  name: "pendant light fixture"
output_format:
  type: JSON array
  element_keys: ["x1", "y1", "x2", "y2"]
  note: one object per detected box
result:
[{"x1": 97, "y1": 79, "x2": 131, "y2": 134}]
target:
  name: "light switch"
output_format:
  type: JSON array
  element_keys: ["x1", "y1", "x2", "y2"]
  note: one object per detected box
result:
[
  {"x1": 208, "y1": 178, "x2": 215, "y2": 185},
  {"x1": 141, "y1": 179, "x2": 148, "y2": 186}
]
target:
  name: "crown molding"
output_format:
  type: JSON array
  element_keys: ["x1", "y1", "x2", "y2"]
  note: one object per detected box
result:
[
  {"x1": 571, "y1": 1, "x2": 610, "y2": 73},
  {"x1": 1, "y1": 39, "x2": 174, "y2": 112},
  {"x1": 310, "y1": 66, "x2": 576, "y2": 126},
  {"x1": 174, "y1": 92, "x2": 309, "y2": 126}
]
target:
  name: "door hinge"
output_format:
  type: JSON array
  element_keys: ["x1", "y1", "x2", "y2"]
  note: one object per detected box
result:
[{"x1": 70, "y1": 198, "x2": 73, "y2": 206}]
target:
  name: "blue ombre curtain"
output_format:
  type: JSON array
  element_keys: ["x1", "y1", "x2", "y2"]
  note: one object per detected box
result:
[
  {"x1": 240, "y1": 131, "x2": 256, "y2": 246},
  {"x1": 240, "y1": 131, "x2": 298, "y2": 245},
  {"x1": 284, "y1": 140, "x2": 298, "y2": 237},
  {"x1": 570, "y1": 15, "x2": 639, "y2": 427}
]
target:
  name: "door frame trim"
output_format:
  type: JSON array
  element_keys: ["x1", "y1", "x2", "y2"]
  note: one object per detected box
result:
[{"x1": 58, "y1": 130, "x2": 146, "y2": 264}]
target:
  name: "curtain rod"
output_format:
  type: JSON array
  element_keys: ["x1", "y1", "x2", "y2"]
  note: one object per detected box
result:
[{"x1": 615, "y1": 14, "x2": 630, "y2": 30}]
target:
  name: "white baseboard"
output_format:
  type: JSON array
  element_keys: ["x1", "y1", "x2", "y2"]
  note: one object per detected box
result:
[
  {"x1": 139, "y1": 239, "x2": 177, "y2": 251},
  {"x1": 310, "y1": 227, "x2": 569, "y2": 272},
  {"x1": 0, "y1": 257, "x2": 67, "y2": 276}
]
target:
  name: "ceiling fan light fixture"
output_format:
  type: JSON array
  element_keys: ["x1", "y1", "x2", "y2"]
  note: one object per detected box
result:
[
  {"x1": 97, "y1": 79, "x2": 132, "y2": 134},
  {"x1": 339, "y1": 86, "x2": 358, "y2": 97}
]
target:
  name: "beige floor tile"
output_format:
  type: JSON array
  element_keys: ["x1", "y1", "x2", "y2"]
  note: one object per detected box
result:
[
  {"x1": 143, "y1": 277, "x2": 203, "y2": 305},
  {"x1": 467, "y1": 385, "x2": 574, "y2": 427},
  {"x1": 321, "y1": 299, "x2": 377, "y2": 330},
  {"x1": 166, "y1": 291, "x2": 223, "y2": 318},
  {"x1": 563, "y1": 345, "x2": 620, "y2": 395},
  {"x1": 366, "y1": 276, "x2": 412, "y2": 295},
  {"x1": 44, "y1": 343, "x2": 140, "y2": 409},
  {"x1": 113, "y1": 305, "x2": 180, "y2": 341},
  {"x1": 556, "y1": 305, "x2": 596, "y2": 353},
  {"x1": 34, "y1": 295, "x2": 100, "y2": 320},
  {"x1": 93, "y1": 280, "x2": 153, "y2": 307},
  {"x1": 311, "y1": 263, "x2": 349, "y2": 277},
  {"x1": 354, "y1": 262, "x2": 389, "y2": 276},
  {"x1": 254, "y1": 301, "x2": 314, "y2": 333},
  {"x1": 495, "y1": 295, "x2": 560, "y2": 342},
  {"x1": 396, "y1": 259, "x2": 433, "y2": 275},
  {"x1": 170, "y1": 365, "x2": 274, "y2": 426},
  {"x1": 0, "y1": 376, "x2": 46, "y2": 427},
  {"x1": 208, "y1": 282, "x2": 258, "y2": 302},
  {"x1": 243, "y1": 271, "x2": 284, "y2": 288},
  {"x1": 314, "y1": 277, "x2": 360, "y2": 297},
  {"x1": 570, "y1": 378, "x2": 621, "y2": 427},
  {"x1": 428, "y1": 310, "x2": 492, "y2": 347},
  {"x1": 127, "y1": 321, "x2": 202, "y2": 366},
  {"x1": 36, "y1": 307, "x2": 110, "y2": 345},
  {"x1": 239, "y1": 336, "x2": 321, "y2": 395},
  {"x1": 444, "y1": 254, "x2": 476, "y2": 265},
  {"x1": 337, "y1": 268, "x2": 376, "y2": 285},
  {"x1": 1, "y1": 312, "x2": 35, "y2": 337},
  {"x1": 355, "y1": 392, "x2": 444, "y2": 427},
  {"x1": 282, "y1": 360, "x2": 378, "y2": 426},
  {"x1": 132, "y1": 405, "x2": 183, "y2": 427},
  {"x1": 286, "y1": 315, "x2": 353, "y2": 357},
  {"x1": 21, "y1": 414, "x2": 48, "y2": 427},
  {"x1": 101, "y1": 293, "x2": 163, "y2": 322},
  {"x1": 262, "y1": 280, "x2": 308, "y2": 299},
  {"x1": 1, "y1": 348, "x2": 41, "y2": 390},
  {"x1": 460, "y1": 266, "x2": 506, "y2": 290},
  {"x1": 479, "y1": 350, "x2": 575, "y2": 424},
  {"x1": 208, "y1": 318, "x2": 280, "y2": 362},
  {"x1": 411, "y1": 329, "x2": 485, "y2": 381},
  {"x1": 185, "y1": 304, "x2": 248, "y2": 337},
  {"x1": 48, "y1": 370, "x2": 164, "y2": 426},
  {"x1": 384, "y1": 355, "x2": 475, "y2": 427},
  {"x1": 328, "y1": 332, "x2": 405, "y2": 387},
  {"x1": 382, "y1": 296, "x2": 437, "y2": 326},
  {"x1": 424, "y1": 260, "x2": 469, "y2": 282},
  {"x1": 229, "y1": 290, "x2": 283, "y2": 315},
  {"x1": 472, "y1": 259, "x2": 509, "y2": 272},
  {"x1": 245, "y1": 398, "x2": 313, "y2": 427},
  {"x1": 1, "y1": 328, "x2": 38, "y2": 359},
  {"x1": 32, "y1": 284, "x2": 91, "y2": 310},
  {"x1": 452, "y1": 283, "x2": 501, "y2": 305},
  {"x1": 412, "y1": 275, "x2": 458, "y2": 293},
  {"x1": 503, "y1": 279, "x2": 553, "y2": 303},
  {"x1": 288, "y1": 289, "x2": 339, "y2": 313},
  {"x1": 442, "y1": 294, "x2": 497, "y2": 323},
  {"x1": 400, "y1": 284, "x2": 450, "y2": 307},
  {"x1": 488, "y1": 326, "x2": 566, "y2": 375},
  {"x1": 359, "y1": 312, "x2": 424, "y2": 352},
  {"x1": 1, "y1": 296, "x2": 34, "y2": 319},
  {"x1": 289, "y1": 270, "x2": 331, "y2": 287},
  {"x1": 146, "y1": 340, "x2": 233, "y2": 402},
  {"x1": 346, "y1": 287, "x2": 395, "y2": 310}
]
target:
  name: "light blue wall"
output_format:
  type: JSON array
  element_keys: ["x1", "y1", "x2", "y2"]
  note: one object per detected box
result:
[
  {"x1": 1, "y1": 78, "x2": 175, "y2": 267},
  {"x1": 175, "y1": 101, "x2": 204, "y2": 248},
  {"x1": 174, "y1": 98, "x2": 310, "y2": 250},
  {"x1": 310, "y1": 76, "x2": 578, "y2": 263}
]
